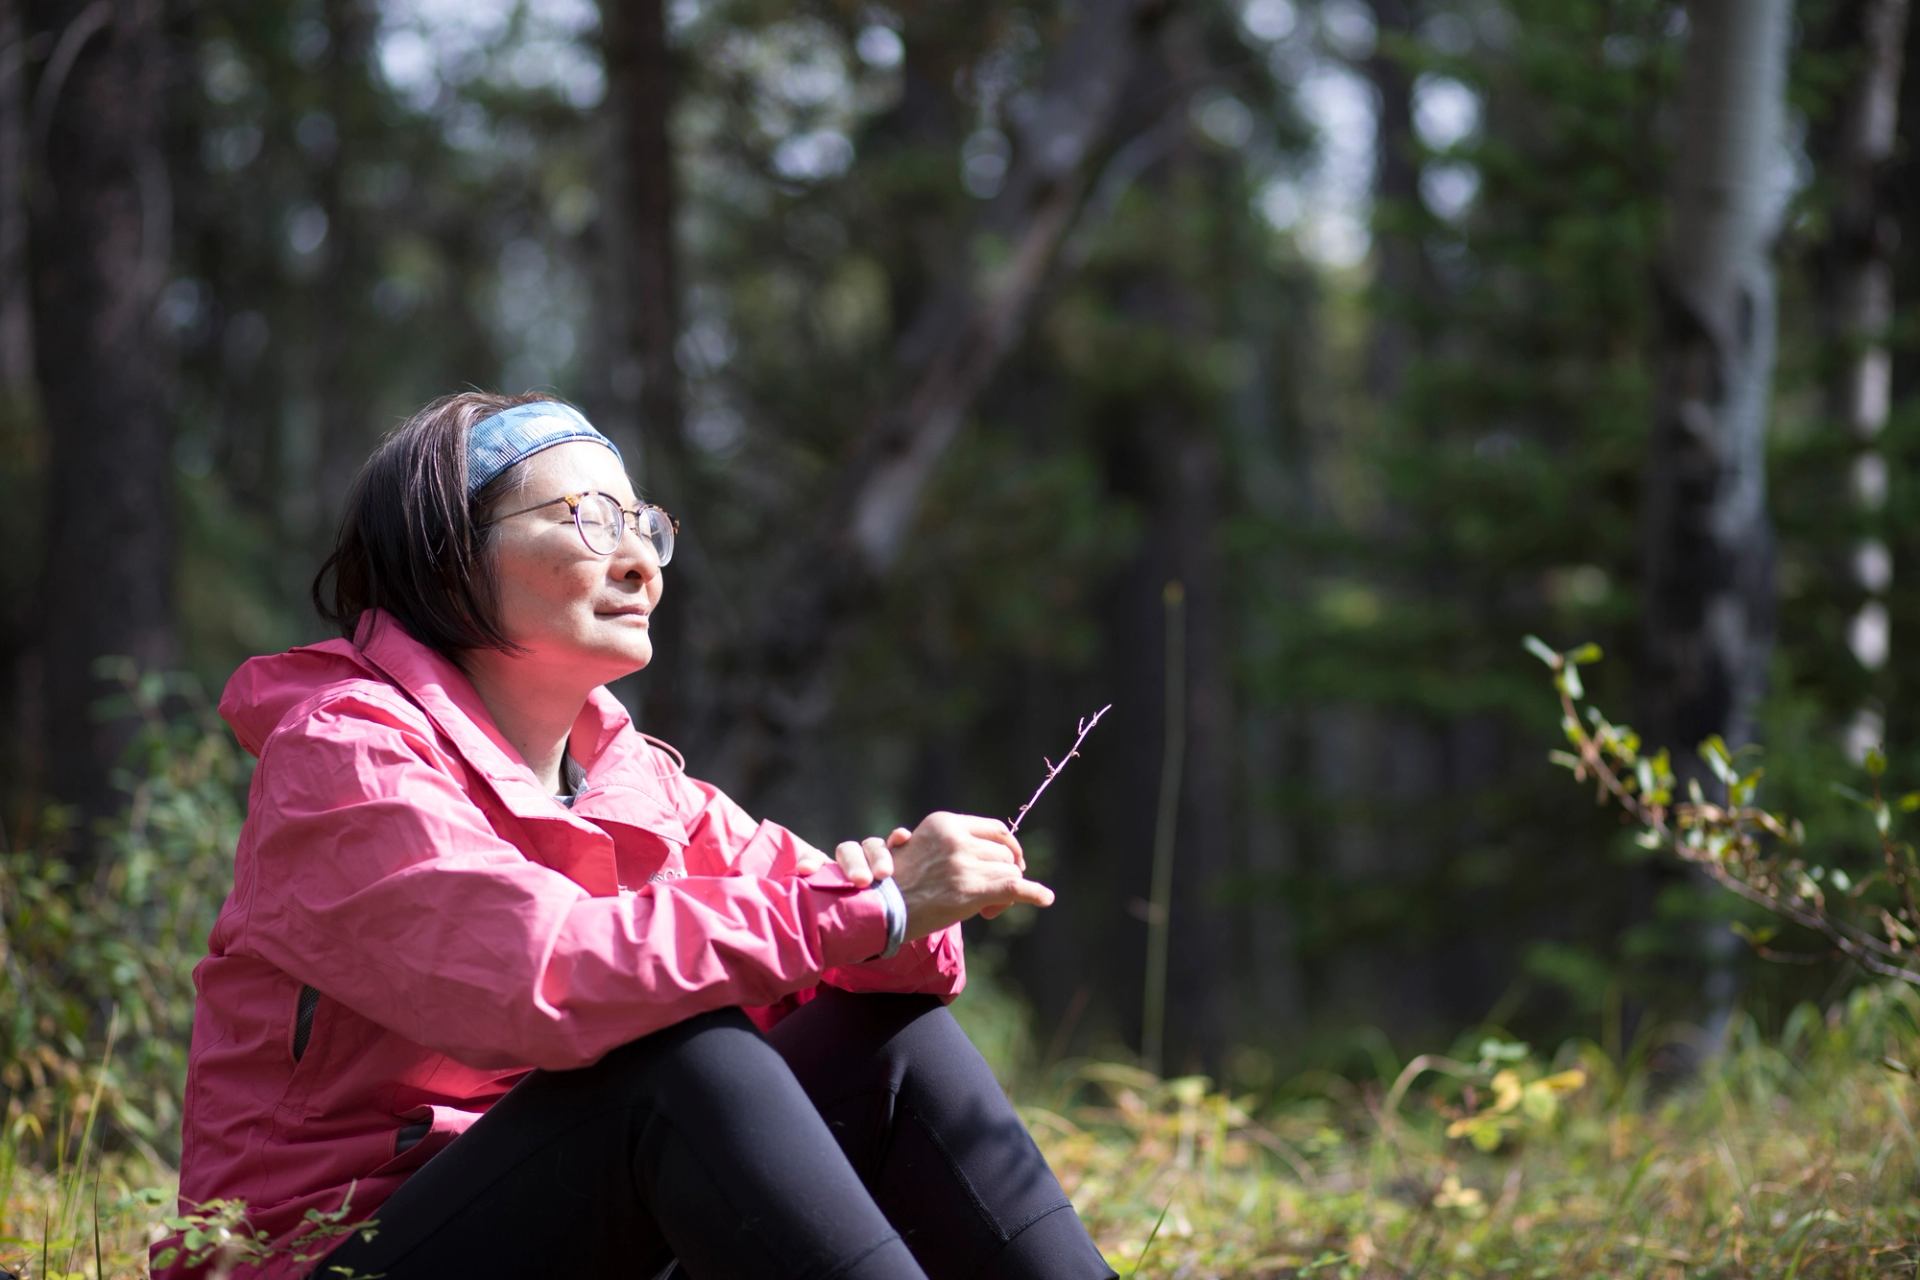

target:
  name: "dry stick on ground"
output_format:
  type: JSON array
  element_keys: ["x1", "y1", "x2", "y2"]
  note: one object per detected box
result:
[
  {"x1": 1008, "y1": 705, "x2": 1112, "y2": 834},
  {"x1": 1542, "y1": 650, "x2": 1920, "y2": 987}
]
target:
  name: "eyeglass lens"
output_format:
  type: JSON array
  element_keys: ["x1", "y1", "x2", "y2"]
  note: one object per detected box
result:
[{"x1": 575, "y1": 493, "x2": 674, "y2": 564}]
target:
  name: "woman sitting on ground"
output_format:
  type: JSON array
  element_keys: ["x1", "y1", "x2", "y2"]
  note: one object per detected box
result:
[{"x1": 160, "y1": 392, "x2": 1116, "y2": 1279}]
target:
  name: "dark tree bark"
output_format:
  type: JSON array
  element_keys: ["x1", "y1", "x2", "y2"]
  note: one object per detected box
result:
[
  {"x1": 597, "y1": 0, "x2": 697, "y2": 744},
  {"x1": 859, "y1": 8, "x2": 975, "y2": 352},
  {"x1": 0, "y1": 0, "x2": 39, "y2": 817},
  {"x1": 1360, "y1": 0, "x2": 1435, "y2": 402},
  {"x1": 310, "y1": 0, "x2": 381, "y2": 537},
  {"x1": 25, "y1": 0, "x2": 174, "y2": 851},
  {"x1": 1151, "y1": 18, "x2": 1235, "y2": 1080},
  {"x1": 0, "y1": 0, "x2": 30, "y2": 400}
]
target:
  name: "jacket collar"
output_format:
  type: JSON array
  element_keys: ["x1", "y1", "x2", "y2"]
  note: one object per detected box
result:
[
  {"x1": 344, "y1": 611, "x2": 690, "y2": 894},
  {"x1": 349, "y1": 609, "x2": 662, "y2": 799},
  {"x1": 352, "y1": 609, "x2": 542, "y2": 786}
]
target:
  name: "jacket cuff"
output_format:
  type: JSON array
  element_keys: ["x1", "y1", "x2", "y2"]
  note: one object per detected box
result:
[{"x1": 804, "y1": 871, "x2": 892, "y2": 968}]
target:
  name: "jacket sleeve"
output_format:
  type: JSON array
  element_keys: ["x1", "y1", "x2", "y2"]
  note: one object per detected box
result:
[
  {"x1": 820, "y1": 926, "x2": 967, "y2": 1001},
  {"x1": 667, "y1": 772, "x2": 967, "y2": 1002},
  {"x1": 233, "y1": 690, "x2": 891, "y2": 1071}
]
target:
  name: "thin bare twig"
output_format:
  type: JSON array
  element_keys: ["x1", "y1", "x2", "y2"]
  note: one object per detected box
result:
[{"x1": 1009, "y1": 704, "x2": 1112, "y2": 833}]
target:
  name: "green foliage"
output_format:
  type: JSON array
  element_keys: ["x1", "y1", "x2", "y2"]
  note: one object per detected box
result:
[
  {"x1": 1531, "y1": 637, "x2": 1920, "y2": 989},
  {"x1": 148, "y1": 1188, "x2": 377, "y2": 1277},
  {"x1": 0, "y1": 664, "x2": 249, "y2": 1166}
]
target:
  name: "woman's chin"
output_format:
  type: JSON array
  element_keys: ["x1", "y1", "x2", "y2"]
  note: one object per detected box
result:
[
  {"x1": 500, "y1": 634, "x2": 653, "y2": 689},
  {"x1": 606, "y1": 638, "x2": 653, "y2": 678}
]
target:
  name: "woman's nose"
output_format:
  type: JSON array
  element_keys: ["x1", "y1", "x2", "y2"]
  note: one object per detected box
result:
[{"x1": 612, "y1": 524, "x2": 663, "y2": 580}]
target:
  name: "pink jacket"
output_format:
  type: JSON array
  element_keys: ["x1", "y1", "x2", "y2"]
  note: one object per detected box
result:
[{"x1": 159, "y1": 609, "x2": 964, "y2": 1279}]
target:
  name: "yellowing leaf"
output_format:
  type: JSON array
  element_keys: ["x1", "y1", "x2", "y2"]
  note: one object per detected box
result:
[{"x1": 1538, "y1": 1068, "x2": 1587, "y2": 1094}]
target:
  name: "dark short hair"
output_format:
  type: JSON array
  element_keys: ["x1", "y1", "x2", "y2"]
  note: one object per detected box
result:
[{"x1": 311, "y1": 390, "x2": 569, "y2": 655}]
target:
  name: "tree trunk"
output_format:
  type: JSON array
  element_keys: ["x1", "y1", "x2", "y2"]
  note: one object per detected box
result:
[
  {"x1": 1641, "y1": 0, "x2": 1789, "y2": 766},
  {"x1": 597, "y1": 0, "x2": 697, "y2": 743},
  {"x1": 1639, "y1": 0, "x2": 1791, "y2": 1018},
  {"x1": 1361, "y1": 0, "x2": 1434, "y2": 402},
  {"x1": 26, "y1": 0, "x2": 173, "y2": 852},
  {"x1": 1816, "y1": 0, "x2": 1910, "y2": 756},
  {"x1": 1888, "y1": 0, "x2": 1920, "y2": 748},
  {"x1": 0, "y1": 0, "x2": 30, "y2": 400},
  {"x1": 309, "y1": 0, "x2": 380, "y2": 541},
  {"x1": 0, "y1": 0, "x2": 38, "y2": 819}
]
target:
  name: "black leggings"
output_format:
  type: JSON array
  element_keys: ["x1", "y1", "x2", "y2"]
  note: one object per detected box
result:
[{"x1": 318, "y1": 990, "x2": 1116, "y2": 1279}]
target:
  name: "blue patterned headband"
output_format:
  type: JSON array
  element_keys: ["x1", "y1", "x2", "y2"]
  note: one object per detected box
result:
[{"x1": 466, "y1": 401, "x2": 622, "y2": 498}]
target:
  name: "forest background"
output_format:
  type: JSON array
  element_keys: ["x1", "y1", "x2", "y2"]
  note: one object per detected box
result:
[{"x1": 6, "y1": 0, "x2": 1920, "y2": 1271}]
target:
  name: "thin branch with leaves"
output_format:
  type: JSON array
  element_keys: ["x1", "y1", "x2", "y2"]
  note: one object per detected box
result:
[{"x1": 1528, "y1": 636, "x2": 1920, "y2": 987}]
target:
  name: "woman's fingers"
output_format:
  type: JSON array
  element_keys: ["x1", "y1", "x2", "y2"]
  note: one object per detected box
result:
[
  {"x1": 979, "y1": 875, "x2": 1053, "y2": 919},
  {"x1": 793, "y1": 844, "x2": 827, "y2": 875},
  {"x1": 832, "y1": 837, "x2": 898, "y2": 886},
  {"x1": 962, "y1": 815, "x2": 1025, "y2": 870},
  {"x1": 972, "y1": 863, "x2": 1053, "y2": 910},
  {"x1": 1002, "y1": 876, "x2": 1055, "y2": 909},
  {"x1": 834, "y1": 839, "x2": 874, "y2": 887}
]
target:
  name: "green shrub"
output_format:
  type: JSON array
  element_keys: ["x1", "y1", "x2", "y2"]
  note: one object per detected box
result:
[{"x1": 0, "y1": 663, "x2": 249, "y2": 1167}]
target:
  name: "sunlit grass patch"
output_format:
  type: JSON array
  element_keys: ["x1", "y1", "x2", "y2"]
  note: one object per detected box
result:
[
  {"x1": 7, "y1": 987, "x2": 1920, "y2": 1278},
  {"x1": 1, "y1": 1139, "x2": 164, "y2": 1280},
  {"x1": 1033, "y1": 988, "x2": 1920, "y2": 1278}
]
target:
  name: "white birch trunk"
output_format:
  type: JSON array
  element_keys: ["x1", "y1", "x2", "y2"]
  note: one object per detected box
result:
[
  {"x1": 1641, "y1": 0, "x2": 1792, "y2": 763},
  {"x1": 1639, "y1": 0, "x2": 1793, "y2": 1025},
  {"x1": 1825, "y1": 0, "x2": 1911, "y2": 758}
]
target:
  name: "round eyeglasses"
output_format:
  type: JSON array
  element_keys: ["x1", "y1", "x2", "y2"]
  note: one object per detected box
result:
[{"x1": 487, "y1": 492, "x2": 679, "y2": 563}]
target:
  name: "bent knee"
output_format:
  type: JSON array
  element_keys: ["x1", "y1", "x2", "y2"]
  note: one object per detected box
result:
[{"x1": 612, "y1": 1008, "x2": 806, "y2": 1116}]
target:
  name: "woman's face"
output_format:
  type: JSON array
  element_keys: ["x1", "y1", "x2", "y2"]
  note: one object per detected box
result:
[{"x1": 483, "y1": 441, "x2": 663, "y2": 685}]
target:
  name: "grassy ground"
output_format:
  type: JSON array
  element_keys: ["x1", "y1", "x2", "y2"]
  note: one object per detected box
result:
[
  {"x1": 6, "y1": 988, "x2": 1920, "y2": 1279},
  {"x1": 1041, "y1": 988, "x2": 1920, "y2": 1277}
]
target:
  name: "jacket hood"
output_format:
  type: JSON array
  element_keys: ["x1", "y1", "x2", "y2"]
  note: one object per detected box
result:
[
  {"x1": 218, "y1": 610, "x2": 660, "y2": 790},
  {"x1": 220, "y1": 637, "x2": 381, "y2": 759}
]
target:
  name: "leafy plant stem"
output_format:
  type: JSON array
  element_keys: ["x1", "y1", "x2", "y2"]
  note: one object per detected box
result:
[{"x1": 1539, "y1": 643, "x2": 1920, "y2": 985}]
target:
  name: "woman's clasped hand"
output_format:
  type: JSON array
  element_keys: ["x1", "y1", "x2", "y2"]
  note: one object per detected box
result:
[{"x1": 813, "y1": 813, "x2": 1055, "y2": 936}]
